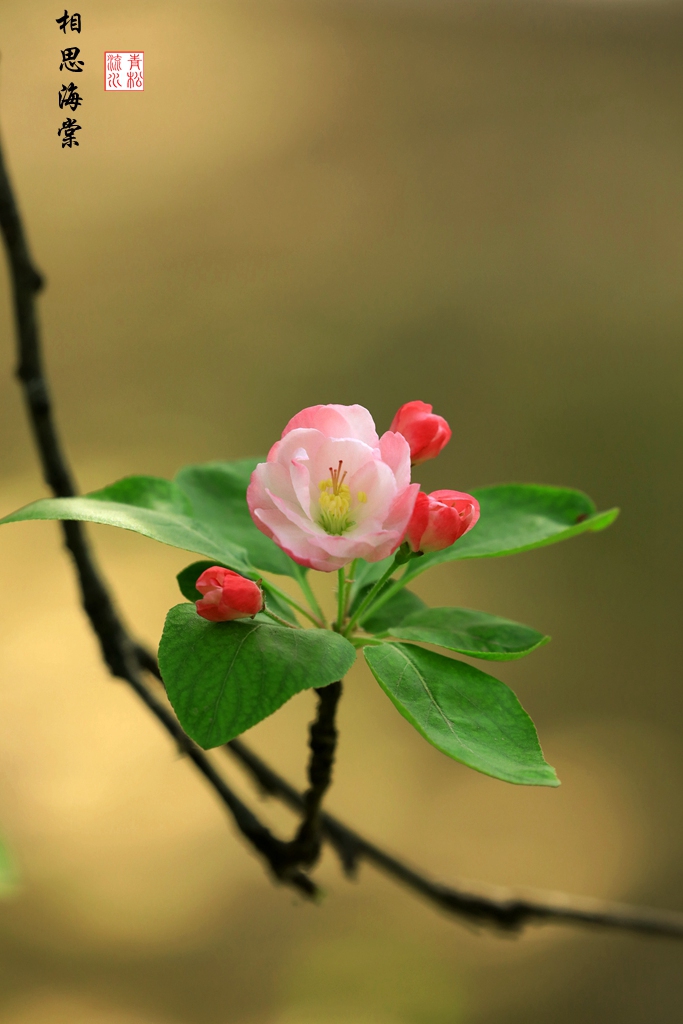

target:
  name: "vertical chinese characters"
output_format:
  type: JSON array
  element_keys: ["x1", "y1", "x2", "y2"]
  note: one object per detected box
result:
[{"x1": 56, "y1": 10, "x2": 83, "y2": 147}]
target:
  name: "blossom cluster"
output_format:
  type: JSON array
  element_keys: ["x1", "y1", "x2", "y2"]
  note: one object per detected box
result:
[
  {"x1": 195, "y1": 400, "x2": 479, "y2": 619},
  {"x1": 246, "y1": 400, "x2": 478, "y2": 573}
]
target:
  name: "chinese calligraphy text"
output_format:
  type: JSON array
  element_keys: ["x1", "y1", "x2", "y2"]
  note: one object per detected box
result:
[
  {"x1": 59, "y1": 46, "x2": 84, "y2": 72},
  {"x1": 55, "y1": 9, "x2": 81, "y2": 33},
  {"x1": 58, "y1": 117, "x2": 81, "y2": 148},
  {"x1": 55, "y1": 10, "x2": 83, "y2": 148},
  {"x1": 58, "y1": 82, "x2": 83, "y2": 112}
]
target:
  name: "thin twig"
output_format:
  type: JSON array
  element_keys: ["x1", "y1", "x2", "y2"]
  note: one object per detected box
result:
[
  {"x1": 120, "y1": 669, "x2": 318, "y2": 897},
  {"x1": 4, "y1": 123, "x2": 683, "y2": 940},
  {"x1": 0, "y1": 128, "x2": 318, "y2": 900},
  {"x1": 139, "y1": 650, "x2": 342, "y2": 873},
  {"x1": 225, "y1": 738, "x2": 683, "y2": 938}
]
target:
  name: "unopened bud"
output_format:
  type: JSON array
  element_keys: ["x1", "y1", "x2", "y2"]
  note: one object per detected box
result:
[
  {"x1": 390, "y1": 401, "x2": 451, "y2": 466},
  {"x1": 195, "y1": 566, "x2": 264, "y2": 622},
  {"x1": 406, "y1": 489, "x2": 480, "y2": 554}
]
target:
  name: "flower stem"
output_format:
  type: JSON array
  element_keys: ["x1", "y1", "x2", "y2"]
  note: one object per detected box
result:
[
  {"x1": 355, "y1": 573, "x2": 409, "y2": 626},
  {"x1": 336, "y1": 567, "x2": 346, "y2": 631},
  {"x1": 354, "y1": 555, "x2": 426, "y2": 627},
  {"x1": 293, "y1": 566, "x2": 327, "y2": 627},
  {"x1": 261, "y1": 608, "x2": 299, "y2": 629},
  {"x1": 344, "y1": 553, "x2": 403, "y2": 637},
  {"x1": 343, "y1": 559, "x2": 358, "y2": 618},
  {"x1": 261, "y1": 580, "x2": 324, "y2": 628}
]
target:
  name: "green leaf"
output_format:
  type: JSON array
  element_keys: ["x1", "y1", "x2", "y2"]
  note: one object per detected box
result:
[
  {"x1": 174, "y1": 460, "x2": 302, "y2": 577},
  {"x1": 176, "y1": 560, "x2": 298, "y2": 624},
  {"x1": 158, "y1": 604, "x2": 357, "y2": 748},
  {"x1": 410, "y1": 485, "x2": 619, "y2": 576},
  {"x1": 92, "y1": 476, "x2": 194, "y2": 515},
  {"x1": 0, "y1": 460, "x2": 304, "y2": 578},
  {"x1": 364, "y1": 642, "x2": 558, "y2": 786},
  {"x1": 0, "y1": 475, "x2": 253, "y2": 573},
  {"x1": 357, "y1": 585, "x2": 427, "y2": 634},
  {"x1": 386, "y1": 607, "x2": 549, "y2": 660}
]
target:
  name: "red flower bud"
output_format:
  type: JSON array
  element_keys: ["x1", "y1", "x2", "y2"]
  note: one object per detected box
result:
[
  {"x1": 195, "y1": 566, "x2": 264, "y2": 622},
  {"x1": 406, "y1": 489, "x2": 480, "y2": 554},
  {"x1": 390, "y1": 401, "x2": 452, "y2": 466}
]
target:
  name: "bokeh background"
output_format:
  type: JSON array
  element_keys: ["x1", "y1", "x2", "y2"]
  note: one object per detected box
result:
[{"x1": 0, "y1": 0, "x2": 682, "y2": 1020}]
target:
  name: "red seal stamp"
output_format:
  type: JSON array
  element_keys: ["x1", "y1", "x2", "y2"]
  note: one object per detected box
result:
[{"x1": 104, "y1": 52, "x2": 144, "y2": 91}]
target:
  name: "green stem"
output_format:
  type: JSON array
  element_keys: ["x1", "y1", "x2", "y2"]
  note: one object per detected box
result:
[
  {"x1": 293, "y1": 567, "x2": 327, "y2": 627},
  {"x1": 343, "y1": 559, "x2": 358, "y2": 618},
  {"x1": 344, "y1": 554, "x2": 403, "y2": 637},
  {"x1": 356, "y1": 573, "x2": 409, "y2": 625},
  {"x1": 356, "y1": 556, "x2": 430, "y2": 625},
  {"x1": 261, "y1": 608, "x2": 299, "y2": 629},
  {"x1": 261, "y1": 580, "x2": 323, "y2": 628},
  {"x1": 336, "y1": 568, "x2": 346, "y2": 632}
]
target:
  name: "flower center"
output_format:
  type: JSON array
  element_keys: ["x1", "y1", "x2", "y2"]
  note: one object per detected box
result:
[{"x1": 318, "y1": 460, "x2": 365, "y2": 535}]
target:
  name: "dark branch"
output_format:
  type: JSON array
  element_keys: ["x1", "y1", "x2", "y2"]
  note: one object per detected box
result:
[
  {"x1": 225, "y1": 738, "x2": 683, "y2": 938},
  {"x1": 289, "y1": 680, "x2": 343, "y2": 865},
  {"x1": 126, "y1": 673, "x2": 318, "y2": 897},
  {"x1": 121, "y1": 645, "x2": 683, "y2": 940},
  {"x1": 4, "y1": 121, "x2": 683, "y2": 939},
  {"x1": 0, "y1": 128, "x2": 318, "y2": 901},
  {"x1": 139, "y1": 651, "x2": 342, "y2": 876}
]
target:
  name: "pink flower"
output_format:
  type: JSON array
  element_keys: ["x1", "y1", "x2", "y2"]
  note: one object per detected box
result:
[
  {"x1": 406, "y1": 489, "x2": 480, "y2": 554},
  {"x1": 390, "y1": 401, "x2": 452, "y2": 466},
  {"x1": 247, "y1": 404, "x2": 420, "y2": 572},
  {"x1": 195, "y1": 566, "x2": 264, "y2": 622}
]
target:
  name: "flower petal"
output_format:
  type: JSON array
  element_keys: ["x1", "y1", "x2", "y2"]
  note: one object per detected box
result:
[
  {"x1": 281, "y1": 404, "x2": 379, "y2": 446},
  {"x1": 379, "y1": 431, "x2": 412, "y2": 490}
]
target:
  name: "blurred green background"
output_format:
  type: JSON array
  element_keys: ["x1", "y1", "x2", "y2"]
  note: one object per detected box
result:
[{"x1": 0, "y1": 0, "x2": 682, "y2": 1020}]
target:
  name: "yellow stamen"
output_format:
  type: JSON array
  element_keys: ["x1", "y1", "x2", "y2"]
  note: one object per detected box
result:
[
  {"x1": 357, "y1": 491, "x2": 367, "y2": 503},
  {"x1": 317, "y1": 460, "x2": 359, "y2": 535}
]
